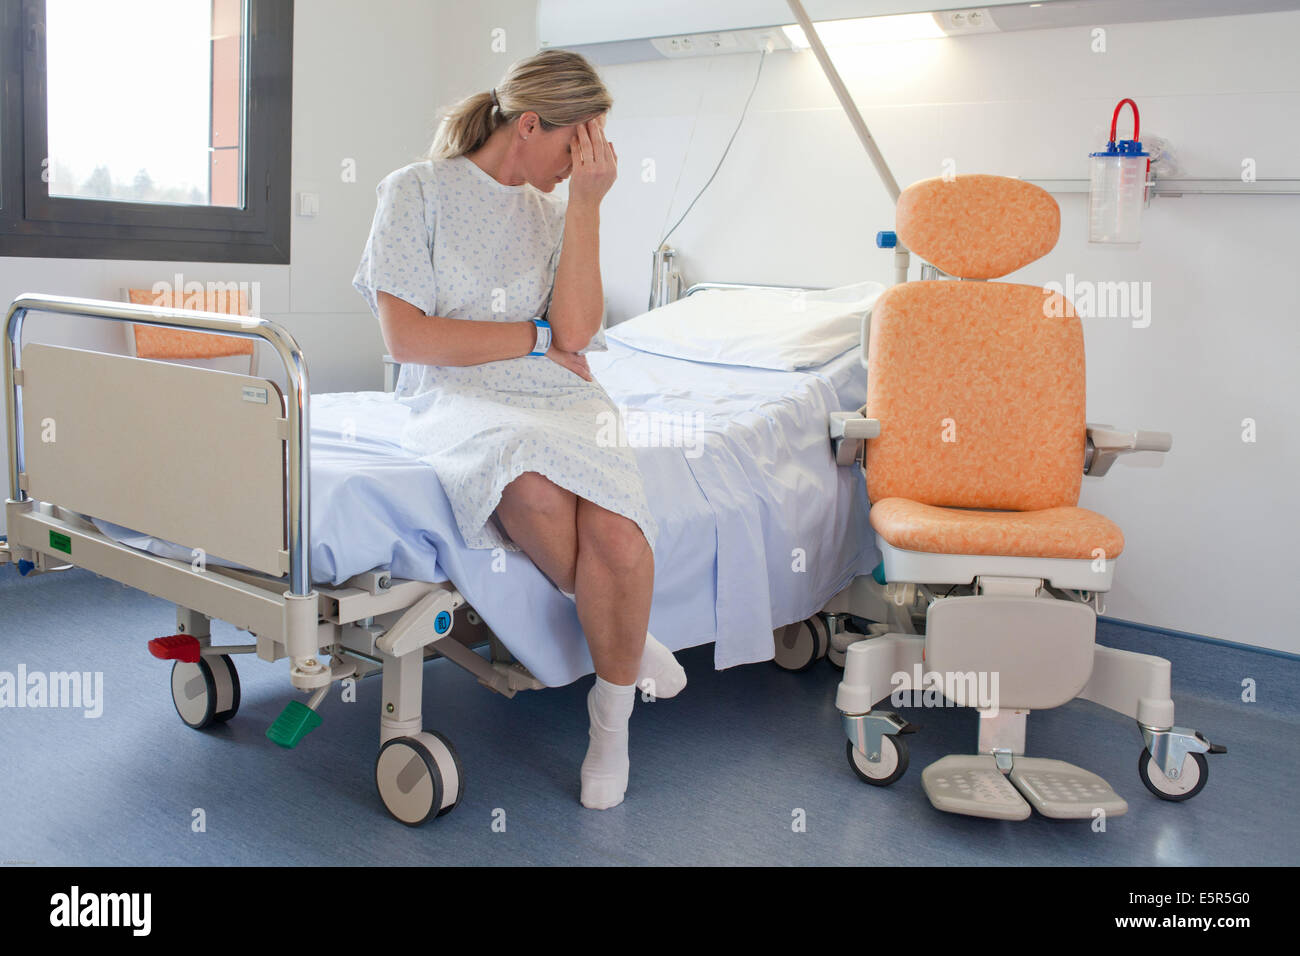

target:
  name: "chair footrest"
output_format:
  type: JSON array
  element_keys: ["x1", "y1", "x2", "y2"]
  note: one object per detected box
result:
[
  {"x1": 922, "y1": 754, "x2": 1130, "y2": 820},
  {"x1": 921, "y1": 755, "x2": 1031, "y2": 820},
  {"x1": 1009, "y1": 758, "x2": 1128, "y2": 819}
]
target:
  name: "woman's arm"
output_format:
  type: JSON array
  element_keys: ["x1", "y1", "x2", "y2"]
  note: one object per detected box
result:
[
  {"x1": 378, "y1": 291, "x2": 591, "y2": 379},
  {"x1": 547, "y1": 119, "x2": 616, "y2": 353}
]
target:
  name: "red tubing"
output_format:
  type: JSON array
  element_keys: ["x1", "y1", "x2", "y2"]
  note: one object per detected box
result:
[{"x1": 1109, "y1": 98, "x2": 1140, "y2": 143}]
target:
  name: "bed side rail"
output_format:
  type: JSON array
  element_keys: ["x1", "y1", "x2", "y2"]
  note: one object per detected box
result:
[
  {"x1": 680, "y1": 281, "x2": 828, "y2": 298},
  {"x1": 4, "y1": 292, "x2": 311, "y2": 595},
  {"x1": 19, "y1": 343, "x2": 288, "y2": 576}
]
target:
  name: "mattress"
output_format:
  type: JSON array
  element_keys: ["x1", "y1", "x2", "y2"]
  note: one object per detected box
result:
[{"x1": 93, "y1": 340, "x2": 877, "y2": 686}]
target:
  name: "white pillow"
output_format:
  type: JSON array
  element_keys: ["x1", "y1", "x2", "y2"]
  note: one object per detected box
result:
[{"x1": 606, "y1": 280, "x2": 884, "y2": 370}]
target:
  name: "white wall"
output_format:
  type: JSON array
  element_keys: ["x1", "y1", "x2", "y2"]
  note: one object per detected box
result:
[
  {"x1": 4, "y1": 1, "x2": 1297, "y2": 655},
  {"x1": 584, "y1": 9, "x2": 1300, "y2": 653}
]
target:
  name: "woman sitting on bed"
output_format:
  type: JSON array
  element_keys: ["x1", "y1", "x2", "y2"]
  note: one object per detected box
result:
[{"x1": 352, "y1": 49, "x2": 685, "y2": 810}]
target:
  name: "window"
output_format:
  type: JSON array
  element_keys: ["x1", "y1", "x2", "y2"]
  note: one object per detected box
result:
[{"x1": 0, "y1": 0, "x2": 292, "y2": 262}]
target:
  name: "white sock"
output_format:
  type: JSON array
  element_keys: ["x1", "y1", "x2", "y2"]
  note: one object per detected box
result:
[
  {"x1": 580, "y1": 676, "x2": 635, "y2": 810},
  {"x1": 638, "y1": 631, "x2": 687, "y2": 700},
  {"x1": 558, "y1": 591, "x2": 686, "y2": 701}
]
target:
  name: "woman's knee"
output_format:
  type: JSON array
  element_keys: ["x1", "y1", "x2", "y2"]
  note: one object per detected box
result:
[
  {"x1": 503, "y1": 472, "x2": 574, "y2": 521},
  {"x1": 577, "y1": 503, "x2": 651, "y2": 575},
  {"x1": 498, "y1": 473, "x2": 578, "y2": 592}
]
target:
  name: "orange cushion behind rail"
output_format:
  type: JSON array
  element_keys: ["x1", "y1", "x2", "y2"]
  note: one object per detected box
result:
[
  {"x1": 870, "y1": 497, "x2": 1124, "y2": 560},
  {"x1": 865, "y1": 280, "x2": 1085, "y2": 511},
  {"x1": 896, "y1": 175, "x2": 1059, "y2": 279},
  {"x1": 127, "y1": 287, "x2": 254, "y2": 360}
]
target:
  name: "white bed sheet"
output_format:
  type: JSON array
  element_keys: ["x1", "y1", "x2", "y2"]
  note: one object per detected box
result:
[{"x1": 92, "y1": 340, "x2": 877, "y2": 686}]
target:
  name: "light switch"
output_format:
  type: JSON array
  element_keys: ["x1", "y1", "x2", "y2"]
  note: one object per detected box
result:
[{"x1": 298, "y1": 192, "x2": 319, "y2": 217}]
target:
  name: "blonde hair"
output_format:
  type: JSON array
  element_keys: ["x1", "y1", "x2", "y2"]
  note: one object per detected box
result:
[{"x1": 428, "y1": 49, "x2": 613, "y2": 160}]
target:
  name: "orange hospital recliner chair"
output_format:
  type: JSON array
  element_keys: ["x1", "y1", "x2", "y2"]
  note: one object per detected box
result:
[{"x1": 825, "y1": 174, "x2": 1224, "y2": 821}]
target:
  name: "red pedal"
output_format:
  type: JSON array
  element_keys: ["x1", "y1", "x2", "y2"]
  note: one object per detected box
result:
[{"x1": 148, "y1": 634, "x2": 201, "y2": 663}]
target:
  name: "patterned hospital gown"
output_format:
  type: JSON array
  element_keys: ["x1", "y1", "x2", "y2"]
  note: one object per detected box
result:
[{"x1": 352, "y1": 155, "x2": 657, "y2": 552}]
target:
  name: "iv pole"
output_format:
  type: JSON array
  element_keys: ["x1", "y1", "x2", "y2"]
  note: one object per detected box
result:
[{"x1": 785, "y1": 0, "x2": 911, "y2": 287}]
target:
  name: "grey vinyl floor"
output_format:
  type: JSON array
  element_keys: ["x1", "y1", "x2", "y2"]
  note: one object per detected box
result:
[{"x1": 2, "y1": 565, "x2": 1296, "y2": 866}]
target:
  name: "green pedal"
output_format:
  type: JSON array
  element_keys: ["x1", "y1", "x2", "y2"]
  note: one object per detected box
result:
[{"x1": 266, "y1": 700, "x2": 322, "y2": 749}]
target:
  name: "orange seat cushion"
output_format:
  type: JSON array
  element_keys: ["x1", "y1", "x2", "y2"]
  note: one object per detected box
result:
[{"x1": 870, "y1": 497, "x2": 1125, "y2": 560}]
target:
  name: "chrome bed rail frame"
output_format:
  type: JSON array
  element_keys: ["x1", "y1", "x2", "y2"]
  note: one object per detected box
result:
[
  {"x1": 3, "y1": 292, "x2": 313, "y2": 596},
  {"x1": 680, "y1": 281, "x2": 827, "y2": 299}
]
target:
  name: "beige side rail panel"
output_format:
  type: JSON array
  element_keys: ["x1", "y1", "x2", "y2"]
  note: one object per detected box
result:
[{"x1": 20, "y1": 344, "x2": 288, "y2": 576}]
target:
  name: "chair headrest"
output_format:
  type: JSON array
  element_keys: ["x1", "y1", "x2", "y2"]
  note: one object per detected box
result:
[{"x1": 895, "y1": 174, "x2": 1059, "y2": 279}]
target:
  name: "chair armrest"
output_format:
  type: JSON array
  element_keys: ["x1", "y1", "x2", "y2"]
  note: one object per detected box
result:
[
  {"x1": 1085, "y1": 423, "x2": 1172, "y2": 477},
  {"x1": 830, "y1": 411, "x2": 881, "y2": 466}
]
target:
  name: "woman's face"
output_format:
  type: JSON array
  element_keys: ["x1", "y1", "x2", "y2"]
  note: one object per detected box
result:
[{"x1": 523, "y1": 113, "x2": 605, "y2": 193}]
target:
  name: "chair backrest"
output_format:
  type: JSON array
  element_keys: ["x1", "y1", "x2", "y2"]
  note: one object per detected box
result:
[
  {"x1": 864, "y1": 175, "x2": 1085, "y2": 512},
  {"x1": 124, "y1": 287, "x2": 257, "y2": 374}
]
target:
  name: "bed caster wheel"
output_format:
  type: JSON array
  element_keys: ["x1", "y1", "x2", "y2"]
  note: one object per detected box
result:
[
  {"x1": 376, "y1": 730, "x2": 464, "y2": 826},
  {"x1": 1138, "y1": 747, "x2": 1208, "y2": 802},
  {"x1": 773, "y1": 615, "x2": 829, "y2": 672},
  {"x1": 846, "y1": 737, "x2": 909, "y2": 787},
  {"x1": 170, "y1": 654, "x2": 240, "y2": 730}
]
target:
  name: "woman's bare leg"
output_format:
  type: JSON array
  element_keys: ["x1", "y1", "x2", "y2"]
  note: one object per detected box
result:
[
  {"x1": 495, "y1": 477, "x2": 658, "y2": 810},
  {"x1": 573, "y1": 499, "x2": 653, "y2": 684},
  {"x1": 572, "y1": 500, "x2": 654, "y2": 810},
  {"x1": 495, "y1": 472, "x2": 578, "y2": 592},
  {"x1": 495, "y1": 473, "x2": 654, "y2": 685}
]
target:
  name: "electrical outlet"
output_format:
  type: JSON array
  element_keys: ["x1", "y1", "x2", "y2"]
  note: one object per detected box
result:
[
  {"x1": 939, "y1": 8, "x2": 1000, "y2": 35},
  {"x1": 650, "y1": 29, "x2": 787, "y2": 58}
]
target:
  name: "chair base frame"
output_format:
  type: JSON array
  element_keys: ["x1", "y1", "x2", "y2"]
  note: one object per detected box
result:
[{"x1": 826, "y1": 573, "x2": 1222, "y2": 818}]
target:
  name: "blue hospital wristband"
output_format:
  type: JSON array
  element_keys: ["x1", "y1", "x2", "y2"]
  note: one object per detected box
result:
[{"x1": 529, "y1": 318, "x2": 552, "y2": 356}]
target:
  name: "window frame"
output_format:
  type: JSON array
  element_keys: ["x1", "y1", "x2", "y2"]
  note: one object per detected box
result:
[{"x1": 0, "y1": 0, "x2": 292, "y2": 263}]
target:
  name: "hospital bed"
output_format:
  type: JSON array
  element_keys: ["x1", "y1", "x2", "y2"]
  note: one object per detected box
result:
[{"x1": 1, "y1": 286, "x2": 874, "y2": 825}]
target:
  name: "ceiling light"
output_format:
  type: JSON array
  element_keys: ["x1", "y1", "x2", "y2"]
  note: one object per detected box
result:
[{"x1": 782, "y1": 13, "x2": 947, "y2": 48}]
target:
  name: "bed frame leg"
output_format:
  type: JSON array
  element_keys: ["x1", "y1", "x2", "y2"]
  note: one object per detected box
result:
[
  {"x1": 379, "y1": 647, "x2": 423, "y2": 745},
  {"x1": 175, "y1": 607, "x2": 211, "y2": 648},
  {"x1": 284, "y1": 590, "x2": 329, "y2": 691}
]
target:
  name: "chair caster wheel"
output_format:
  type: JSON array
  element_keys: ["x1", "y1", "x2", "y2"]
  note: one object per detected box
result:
[
  {"x1": 1138, "y1": 747, "x2": 1208, "y2": 802},
  {"x1": 376, "y1": 731, "x2": 463, "y2": 825},
  {"x1": 170, "y1": 654, "x2": 240, "y2": 729},
  {"x1": 846, "y1": 736, "x2": 909, "y2": 787},
  {"x1": 773, "y1": 615, "x2": 829, "y2": 672}
]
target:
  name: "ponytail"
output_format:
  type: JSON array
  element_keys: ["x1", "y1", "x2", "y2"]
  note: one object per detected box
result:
[
  {"x1": 428, "y1": 90, "x2": 500, "y2": 160},
  {"x1": 428, "y1": 49, "x2": 612, "y2": 160}
]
